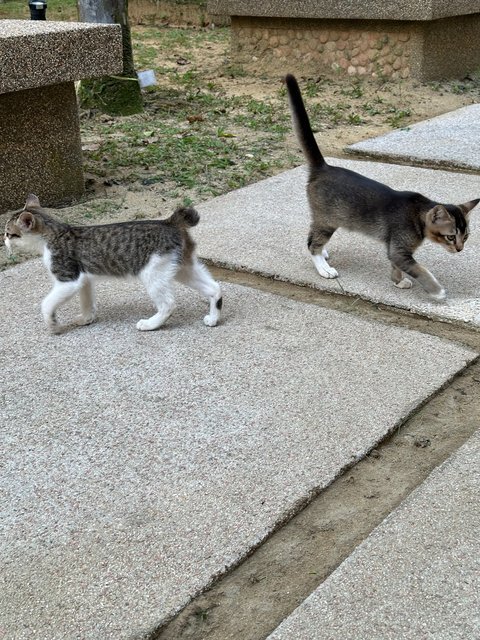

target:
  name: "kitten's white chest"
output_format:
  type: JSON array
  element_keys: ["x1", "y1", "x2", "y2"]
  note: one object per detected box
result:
[{"x1": 43, "y1": 246, "x2": 53, "y2": 274}]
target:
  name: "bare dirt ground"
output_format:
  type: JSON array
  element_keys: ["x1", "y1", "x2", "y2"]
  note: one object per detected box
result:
[{"x1": 1, "y1": 22, "x2": 480, "y2": 640}]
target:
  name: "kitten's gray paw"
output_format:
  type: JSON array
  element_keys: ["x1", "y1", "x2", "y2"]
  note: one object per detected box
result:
[
  {"x1": 429, "y1": 288, "x2": 447, "y2": 302},
  {"x1": 44, "y1": 316, "x2": 62, "y2": 334},
  {"x1": 48, "y1": 323, "x2": 67, "y2": 335},
  {"x1": 394, "y1": 278, "x2": 412, "y2": 290}
]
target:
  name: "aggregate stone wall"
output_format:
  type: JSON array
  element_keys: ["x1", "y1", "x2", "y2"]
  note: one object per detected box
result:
[{"x1": 230, "y1": 15, "x2": 480, "y2": 81}]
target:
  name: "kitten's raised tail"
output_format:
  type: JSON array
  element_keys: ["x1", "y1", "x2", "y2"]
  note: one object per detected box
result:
[
  {"x1": 285, "y1": 74, "x2": 325, "y2": 169},
  {"x1": 170, "y1": 206, "x2": 200, "y2": 227}
]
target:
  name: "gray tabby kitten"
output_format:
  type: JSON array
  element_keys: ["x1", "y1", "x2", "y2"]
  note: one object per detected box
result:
[
  {"x1": 285, "y1": 74, "x2": 479, "y2": 301},
  {"x1": 4, "y1": 194, "x2": 222, "y2": 332}
]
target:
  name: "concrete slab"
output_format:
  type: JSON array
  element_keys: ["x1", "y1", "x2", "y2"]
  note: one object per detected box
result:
[
  {"x1": 208, "y1": 0, "x2": 480, "y2": 21},
  {"x1": 0, "y1": 20, "x2": 122, "y2": 94},
  {"x1": 267, "y1": 430, "x2": 480, "y2": 640},
  {"x1": 0, "y1": 259, "x2": 474, "y2": 639},
  {"x1": 347, "y1": 105, "x2": 480, "y2": 171},
  {"x1": 194, "y1": 160, "x2": 480, "y2": 326}
]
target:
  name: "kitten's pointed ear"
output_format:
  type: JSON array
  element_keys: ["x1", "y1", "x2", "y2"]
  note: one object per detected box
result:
[
  {"x1": 24, "y1": 194, "x2": 41, "y2": 210},
  {"x1": 427, "y1": 205, "x2": 451, "y2": 225},
  {"x1": 458, "y1": 199, "x2": 480, "y2": 219},
  {"x1": 17, "y1": 211, "x2": 36, "y2": 231}
]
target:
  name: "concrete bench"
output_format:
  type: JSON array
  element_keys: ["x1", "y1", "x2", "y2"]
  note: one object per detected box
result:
[
  {"x1": 0, "y1": 20, "x2": 122, "y2": 212},
  {"x1": 208, "y1": 0, "x2": 480, "y2": 81}
]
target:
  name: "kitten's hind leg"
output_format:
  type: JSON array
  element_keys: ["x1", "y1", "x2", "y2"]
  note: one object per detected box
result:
[
  {"x1": 391, "y1": 264, "x2": 412, "y2": 290},
  {"x1": 176, "y1": 255, "x2": 222, "y2": 327},
  {"x1": 77, "y1": 277, "x2": 97, "y2": 325},
  {"x1": 137, "y1": 254, "x2": 177, "y2": 331},
  {"x1": 41, "y1": 278, "x2": 83, "y2": 333},
  {"x1": 308, "y1": 228, "x2": 338, "y2": 278}
]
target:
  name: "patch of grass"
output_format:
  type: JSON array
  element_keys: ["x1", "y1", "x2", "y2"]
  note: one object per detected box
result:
[
  {"x1": 223, "y1": 64, "x2": 248, "y2": 78},
  {"x1": 386, "y1": 107, "x2": 412, "y2": 128},
  {"x1": 362, "y1": 101, "x2": 383, "y2": 116},
  {"x1": 233, "y1": 100, "x2": 290, "y2": 135},
  {"x1": 310, "y1": 102, "x2": 350, "y2": 126},
  {"x1": 428, "y1": 72, "x2": 480, "y2": 97},
  {"x1": 341, "y1": 82, "x2": 364, "y2": 99},
  {"x1": 347, "y1": 113, "x2": 364, "y2": 125},
  {"x1": 133, "y1": 42, "x2": 159, "y2": 69},
  {"x1": 81, "y1": 201, "x2": 120, "y2": 220},
  {"x1": 0, "y1": 0, "x2": 77, "y2": 19},
  {"x1": 450, "y1": 82, "x2": 469, "y2": 95},
  {"x1": 82, "y1": 80, "x2": 289, "y2": 199},
  {"x1": 305, "y1": 79, "x2": 321, "y2": 98}
]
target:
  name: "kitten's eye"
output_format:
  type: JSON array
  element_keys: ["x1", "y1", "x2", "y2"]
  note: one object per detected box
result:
[{"x1": 446, "y1": 235, "x2": 456, "y2": 242}]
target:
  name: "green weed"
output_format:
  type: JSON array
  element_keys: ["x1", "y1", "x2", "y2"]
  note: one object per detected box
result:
[
  {"x1": 347, "y1": 113, "x2": 364, "y2": 125},
  {"x1": 341, "y1": 82, "x2": 364, "y2": 99},
  {"x1": 386, "y1": 108, "x2": 411, "y2": 128}
]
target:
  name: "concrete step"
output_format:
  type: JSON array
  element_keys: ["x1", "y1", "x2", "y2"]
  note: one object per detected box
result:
[
  {"x1": 347, "y1": 104, "x2": 480, "y2": 172},
  {"x1": 268, "y1": 430, "x2": 480, "y2": 640},
  {"x1": 0, "y1": 260, "x2": 474, "y2": 639}
]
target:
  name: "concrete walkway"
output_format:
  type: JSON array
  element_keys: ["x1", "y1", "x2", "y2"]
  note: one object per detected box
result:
[
  {"x1": 0, "y1": 259, "x2": 475, "y2": 639},
  {"x1": 268, "y1": 431, "x2": 480, "y2": 640},
  {"x1": 347, "y1": 104, "x2": 480, "y2": 171},
  {"x1": 194, "y1": 159, "x2": 480, "y2": 326}
]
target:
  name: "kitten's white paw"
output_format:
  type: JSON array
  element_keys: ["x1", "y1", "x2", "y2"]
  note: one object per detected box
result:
[
  {"x1": 203, "y1": 314, "x2": 218, "y2": 327},
  {"x1": 312, "y1": 254, "x2": 338, "y2": 279},
  {"x1": 136, "y1": 318, "x2": 157, "y2": 331},
  {"x1": 429, "y1": 288, "x2": 447, "y2": 302},
  {"x1": 322, "y1": 248, "x2": 329, "y2": 259},
  {"x1": 394, "y1": 278, "x2": 412, "y2": 290},
  {"x1": 320, "y1": 267, "x2": 338, "y2": 279},
  {"x1": 76, "y1": 312, "x2": 96, "y2": 326},
  {"x1": 316, "y1": 264, "x2": 338, "y2": 278}
]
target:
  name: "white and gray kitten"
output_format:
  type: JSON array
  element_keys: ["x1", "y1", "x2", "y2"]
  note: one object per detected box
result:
[{"x1": 4, "y1": 194, "x2": 222, "y2": 333}]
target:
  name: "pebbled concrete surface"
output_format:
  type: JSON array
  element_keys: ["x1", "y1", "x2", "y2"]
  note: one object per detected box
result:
[
  {"x1": 347, "y1": 104, "x2": 480, "y2": 172},
  {"x1": 0, "y1": 259, "x2": 474, "y2": 639},
  {"x1": 267, "y1": 430, "x2": 480, "y2": 640},
  {"x1": 207, "y1": 0, "x2": 479, "y2": 20},
  {"x1": 194, "y1": 160, "x2": 480, "y2": 326},
  {"x1": 0, "y1": 20, "x2": 122, "y2": 94}
]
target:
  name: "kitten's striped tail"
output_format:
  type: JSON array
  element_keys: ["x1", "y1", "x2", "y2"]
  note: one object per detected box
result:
[
  {"x1": 285, "y1": 74, "x2": 325, "y2": 168},
  {"x1": 170, "y1": 206, "x2": 200, "y2": 227}
]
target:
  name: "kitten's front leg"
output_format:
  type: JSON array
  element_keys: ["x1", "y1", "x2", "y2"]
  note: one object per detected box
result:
[
  {"x1": 389, "y1": 245, "x2": 446, "y2": 301},
  {"x1": 308, "y1": 228, "x2": 338, "y2": 278},
  {"x1": 41, "y1": 279, "x2": 82, "y2": 332},
  {"x1": 391, "y1": 265, "x2": 412, "y2": 290}
]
